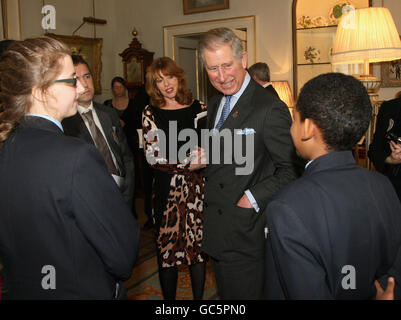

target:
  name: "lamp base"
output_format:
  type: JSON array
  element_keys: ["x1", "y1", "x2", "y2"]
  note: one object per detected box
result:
[
  {"x1": 352, "y1": 74, "x2": 384, "y2": 170},
  {"x1": 353, "y1": 74, "x2": 381, "y2": 98}
]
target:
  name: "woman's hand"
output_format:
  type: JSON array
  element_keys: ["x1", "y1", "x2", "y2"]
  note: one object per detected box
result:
[
  {"x1": 189, "y1": 147, "x2": 207, "y2": 171},
  {"x1": 386, "y1": 141, "x2": 401, "y2": 165}
]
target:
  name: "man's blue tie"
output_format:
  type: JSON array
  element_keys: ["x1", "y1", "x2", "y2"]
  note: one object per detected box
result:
[{"x1": 215, "y1": 95, "x2": 232, "y2": 130}]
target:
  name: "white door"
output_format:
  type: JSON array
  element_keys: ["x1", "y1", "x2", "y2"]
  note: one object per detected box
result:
[{"x1": 174, "y1": 36, "x2": 200, "y2": 100}]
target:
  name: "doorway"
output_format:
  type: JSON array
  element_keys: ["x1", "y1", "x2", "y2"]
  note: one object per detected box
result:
[{"x1": 163, "y1": 16, "x2": 255, "y2": 104}]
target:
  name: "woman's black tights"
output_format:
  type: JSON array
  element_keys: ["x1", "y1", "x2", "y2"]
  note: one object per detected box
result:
[{"x1": 159, "y1": 262, "x2": 206, "y2": 300}]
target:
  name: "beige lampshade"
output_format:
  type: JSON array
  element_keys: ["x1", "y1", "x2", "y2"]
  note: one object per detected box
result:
[
  {"x1": 272, "y1": 81, "x2": 295, "y2": 116},
  {"x1": 332, "y1": 7, "x2": 401, "y2": 65}
]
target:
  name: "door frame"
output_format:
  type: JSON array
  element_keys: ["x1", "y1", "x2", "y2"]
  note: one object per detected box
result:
[{"x1": 163, "y1": 15, "x2": 256, "y2": 66}]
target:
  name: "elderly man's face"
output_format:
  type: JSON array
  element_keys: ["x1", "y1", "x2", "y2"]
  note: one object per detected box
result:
[{"x1": 202, "y1": 44, "x2": 247, "y2": 96}]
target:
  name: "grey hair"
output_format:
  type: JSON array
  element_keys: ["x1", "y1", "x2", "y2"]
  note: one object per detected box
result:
[
  {"x1": 199, "y1": 27, "x2": 244, "y2": 64},
  {"x1": 248, "y1": 62, "x2": 271, "y2": 82}
]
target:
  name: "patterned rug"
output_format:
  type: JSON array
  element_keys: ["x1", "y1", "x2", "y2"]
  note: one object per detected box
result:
[
  {"x1": 125, "y1": 256, "x2": 219, "y2": 300},
  {"x1": 125, "y1": 197, "x2": 219, "y2": 300}
]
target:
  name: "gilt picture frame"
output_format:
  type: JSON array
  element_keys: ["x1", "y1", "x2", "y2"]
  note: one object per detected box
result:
[
  {"x1": 47, "y1": 33, "x2": 103, "y2": 94},
  {"x1": 183, "y1": 0, "x2": 229, "y2": 15},
  {"x1": 381, "y1": 36, "x2": 401, "y2": 88},
  {"x1": 381, "y1": 60, "x2": 401, "y2": 88}
]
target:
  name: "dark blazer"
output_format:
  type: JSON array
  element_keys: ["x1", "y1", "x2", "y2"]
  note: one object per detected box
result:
[
  {"x1": 203, "y1": 78, "x2": 299, "y2": 260},
  {"x1": 62, "y1": 102, "x2": 135, "y2": 207},
  {"x1": 0, "y1": 116, "x2": 140, "y2": 299},
  {"x1": 264, "y1": 151, "x2": 401, "y2": 299},
  {"x1": 264, "y1": 84, "x2": 280, "y2": 99},
  {"x1": 368, "y1": 97, "x2": 401, "y2": 200}
]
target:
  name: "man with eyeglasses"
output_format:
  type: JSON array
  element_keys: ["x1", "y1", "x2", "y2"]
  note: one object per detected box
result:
[{"x1": 62, "y1": 55, "x2": 135, "y2": 211}]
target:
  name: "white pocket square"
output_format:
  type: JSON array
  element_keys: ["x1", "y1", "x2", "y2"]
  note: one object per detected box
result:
[{"x1": 235, "y1": 128, "x2": 256, "y2": 135}]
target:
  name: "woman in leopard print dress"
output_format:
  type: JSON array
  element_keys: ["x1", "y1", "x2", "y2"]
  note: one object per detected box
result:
[{"x1": 142, "y1": 57, "x2": 207, "y2": 300}]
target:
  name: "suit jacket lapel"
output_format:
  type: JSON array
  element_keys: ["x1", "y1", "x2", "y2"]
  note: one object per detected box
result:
[
  {"x1": 207, "y1": 95, "x2": 223, "y2": 129},
  {"x1": 70, "y1": 113, "x2": 95, "y2": 146},
  {"x1": 94, "y1": 105, "x2": 114, "y2": 147},
  {"x1": 93, "y1": 103, "x2": 124, "y2": 172}
]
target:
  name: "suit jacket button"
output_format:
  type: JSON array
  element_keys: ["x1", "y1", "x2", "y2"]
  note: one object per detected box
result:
[
  {"x1": 219, "y1": 183, "x2": 224, "y2": 189},
  {"x1": 204, "y1": 202, "x2": 208, "y2": 208},
  {"x1": 205, "y1": 177, "x2": 209, "y2": 182},
  {"x1": 218, "y1": 209, "x2": 223, "y2": 215}
]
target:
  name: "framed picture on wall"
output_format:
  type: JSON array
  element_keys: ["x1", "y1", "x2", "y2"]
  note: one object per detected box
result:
[
  {"x1": 125, "y1": 56, "x2": 143, "y2": 85},
  {"x1": 381, "y1": 59, "x2": 401, "y2": 88},
  {"x1": 47, "y1": 34, "x2": 103, "y2": 94},
  {"x1": 1, "y1": 0, "x2": 5, "y2": 39},
  {"x1": 183, "y1": 0, "x2": 229, "y2": 15}
]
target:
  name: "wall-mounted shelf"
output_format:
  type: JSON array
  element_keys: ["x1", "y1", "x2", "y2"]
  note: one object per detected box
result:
[
  {"x1": 298, "y1": 62, "x2": 331, "y2": 66},
  {"x1": 292, "y1": 0, "x2": 372, "y2": 97},
  {"x1": 296, "y1": 25, "x2": 337, "y2": 31}
]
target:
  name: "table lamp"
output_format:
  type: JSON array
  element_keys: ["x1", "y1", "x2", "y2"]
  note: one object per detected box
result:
[
  {"x1": 332, "y1": 7, "x2": 401, "y2": 97},
  {"x1": 271, "y1": 81, "x2": 295, "y2": 117},
  {"x1": 332, "y1": 7, "x2": 401, "y2": 169}
]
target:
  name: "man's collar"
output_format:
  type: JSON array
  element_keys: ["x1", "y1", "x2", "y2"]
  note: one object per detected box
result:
[
  {"x1": 262, "y1": 82, "x2": 272, "y2": 88},
  {"x1": 77, "y1": 101, "x2": 94, "y2": 114},
  {"x1": 232, "y1": 72, "x2": 251, "y2": 99}
]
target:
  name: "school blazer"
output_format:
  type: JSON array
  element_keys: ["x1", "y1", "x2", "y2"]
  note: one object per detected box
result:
[{"x1": 0, "y1": 116, "x2": 139, "y2": 299}]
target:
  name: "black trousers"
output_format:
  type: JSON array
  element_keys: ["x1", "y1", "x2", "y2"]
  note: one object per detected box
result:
[{"x1": 212, "y1": 256, "x2": 265, "y2": 300}]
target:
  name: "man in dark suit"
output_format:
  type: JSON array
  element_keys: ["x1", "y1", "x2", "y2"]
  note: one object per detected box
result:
[
  {"x1": 62, "y1": 55, "x2": 135, "y2": 209},
  {"x1": 248, "y1": 62, "x2": 279, "y2": 99},
  {"x1": 199, "y1": 28, "x2": 299, "y2": 299},
  {"x1": 264, "y1": 73, "x2": 401, "y2": 299},
  {"x1": 368, "y1": 96, "x2": 401, "y2": 201}
]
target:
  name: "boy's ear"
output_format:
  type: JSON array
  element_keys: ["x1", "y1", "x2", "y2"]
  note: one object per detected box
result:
[{"x1": 301, "y1": 118, "x2": 317, "y2": 141}]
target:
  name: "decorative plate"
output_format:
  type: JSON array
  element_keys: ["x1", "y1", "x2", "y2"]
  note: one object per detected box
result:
[
  {"x1": 312, "y1": 16, "x2": 328, "y2": 27},
  {"x1": 328, "y1": 1, "x2": 354, "y2": 25},
  {"x1": 304, "y1": 46, "x2": 321, "y2": 64},
  {"x1": 297, "y1": 15, "x2": 313, "y2": 29}
]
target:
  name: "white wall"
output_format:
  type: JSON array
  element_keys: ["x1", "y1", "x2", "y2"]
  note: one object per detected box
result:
[
  {"x1": 17, "y1": 0, "x2": 401, "y2": 102},
  {"x1": 113, "y1": 0, "x2": 294, "y2": 89},
  {"x1": 20, "y1": 0, "x2": 118, "y2": 102},
  {"x1": 19, "y1": 0, "x2": 294, "y2": 101}
]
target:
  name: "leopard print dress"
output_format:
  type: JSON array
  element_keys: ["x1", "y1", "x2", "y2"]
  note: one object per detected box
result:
[{"x1": 142, "y1": 100, "x2": 206, "y2": 268}]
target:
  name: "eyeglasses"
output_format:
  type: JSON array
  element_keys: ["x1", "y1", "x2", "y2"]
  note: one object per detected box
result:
[{"x1": 54, "y1": 77, "x2": 77, "y2": 87}]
